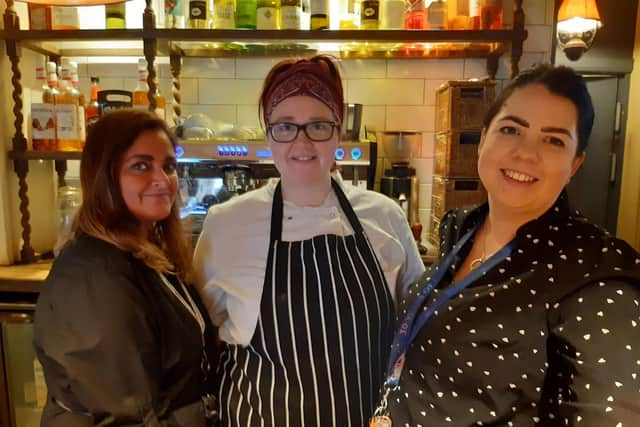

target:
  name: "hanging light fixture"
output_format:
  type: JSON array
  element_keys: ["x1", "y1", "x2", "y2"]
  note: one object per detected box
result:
[{"x1": 556, "y1": 0, "x2": 603, "y2": 61}]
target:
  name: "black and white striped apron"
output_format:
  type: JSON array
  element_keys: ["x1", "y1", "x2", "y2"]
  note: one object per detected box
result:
[{"x1": 218, "y1": 179, "x2": 395, "y2": 426}]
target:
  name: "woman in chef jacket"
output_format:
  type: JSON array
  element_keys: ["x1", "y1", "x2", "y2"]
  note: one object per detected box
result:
[{"x1": 194, "y1": 55, "x2": 425, "y2": 426}]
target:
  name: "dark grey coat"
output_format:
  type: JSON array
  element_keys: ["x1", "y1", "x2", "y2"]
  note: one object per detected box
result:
[{"x1": 34, "y1": 233, "x2": 217, "y2": 426}]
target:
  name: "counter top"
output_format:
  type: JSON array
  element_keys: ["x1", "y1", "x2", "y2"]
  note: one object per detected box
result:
[{"x1": 0, "y1": 260, "x2": 51, "y2": 293}]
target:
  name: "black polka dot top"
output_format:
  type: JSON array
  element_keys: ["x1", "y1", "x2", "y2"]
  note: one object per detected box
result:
[{"x1": 389, "y1": 192, "x2": 640, "y2": 426}]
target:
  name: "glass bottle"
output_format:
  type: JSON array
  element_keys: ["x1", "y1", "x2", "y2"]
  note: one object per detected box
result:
[
  {"x1": 380, "y1": 0, "x2": 406, "y2": 29},
  {"x1": 165, "y1": 0, "x2": 186, "y2": 28},
  {"x1": 309, "y1": 0, "x2": 329, "y2": 29},
  {"x1": 448, "y1": 0, "x2": 468, "y2": 29},
  {"x1": 70, "y1": 62, "x2": 86, "y2": 144},
  {"x1": 28, "y1": 4, "x2": 52, "y2": 30},
  {"x1": 54, "y1": 186, "x2": 82, "y2": 256},
  {"x1": 404, "y1": 0, "x2": 426, "y2": 29},
  {"x1": 55, "y1": 59, "x2": 82, "y2": 151},
  {"x1": 52, "y1": 7, "x2": 80, "y2": 30},
  {"x1": 360, "y1": 0, "x2": 379, "y2": 29},
  {"x1": 280, "y1": 0, "x2": 301, "y2": 29},
  {"x1": 214, "y1": 0, "x2": 236, "y2": 28},
  {"x1": 235, "y1": 0, "x2": 257, "y2": 28},
  {"x1": 338, "y1": 0, "x2": 357, "y2": 29},
  {"x1": 85, "y1": 77, "x2": 101, "y2": 130},
  {"x1": 31, "y1": 63, "x2": 56, "y2": 151},
  {"x1": 468, "y1": 0, "x2": 480, "y2": 29},
  {"x1": 105, "y1": 2, "x2": 127, "y2": 28},
  {"x1": 133, "y1": 59, "x2": 167, "y2": 120},
  {"x1": 480, "y1": 0, "x2": 501, "y2": 29},
  {"x1": 427, "y1": 0, "x2": 447, "y2": 29},
  {"x1": 257, "y1": 0, "x2": 280, "y2": 29},
  {"x1": 188, "y1": 0, "x2": 210, "y2": 28}
]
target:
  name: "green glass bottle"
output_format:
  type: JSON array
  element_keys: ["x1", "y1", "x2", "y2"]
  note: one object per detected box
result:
[
  {"x1": 235, "y1": 0, "x2": 257, "y2": 28},
  {"x1": 105, "y1": 1, "x2": 126, "y2": 29}
]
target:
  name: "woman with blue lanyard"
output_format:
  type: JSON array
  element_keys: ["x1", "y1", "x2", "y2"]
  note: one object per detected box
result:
[
  {"x1": 373, "y1": 65, "x2": 640, "y2": 426},
  {"x1": 194, "y1": 55, "x2": 425, "y2": 426}
]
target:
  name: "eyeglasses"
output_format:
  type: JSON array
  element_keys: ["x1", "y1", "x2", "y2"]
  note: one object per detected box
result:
[{"x1": 266, "y1": 121, "x2": 338, "y2": 143}]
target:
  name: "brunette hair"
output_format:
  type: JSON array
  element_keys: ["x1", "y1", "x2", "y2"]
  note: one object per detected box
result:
[
  {"x1": 483, "y1": 64, "x2": 594, "y2": 155},
  {"x1": 74, "y1": 109, "x2": 192, "y2": 282},
  {"x1": 258, "y1": 55, "x2": 345, "y2": 127}
]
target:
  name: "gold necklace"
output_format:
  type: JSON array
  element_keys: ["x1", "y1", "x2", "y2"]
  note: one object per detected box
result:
[{"x1": 469, "y1": 224, "x2": 488, "y2": 271}]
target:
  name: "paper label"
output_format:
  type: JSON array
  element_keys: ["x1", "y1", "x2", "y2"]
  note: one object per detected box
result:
[
  {"x1": 31, "y1": 103, "x2": 56, "y2": 140},
  {"x1": 55, "y1": 104, "x2": 79, "y2": 140}
]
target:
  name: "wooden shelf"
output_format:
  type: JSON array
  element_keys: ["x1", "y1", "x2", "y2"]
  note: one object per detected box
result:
[{"x1": 9, "y1": 151, "x2": 82, "y2": 161}]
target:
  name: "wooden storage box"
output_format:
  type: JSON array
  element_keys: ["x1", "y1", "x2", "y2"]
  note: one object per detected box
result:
[
  {"x1": 434, "y1": 131, "x2": 482, "y2": 178},
  {"x1": 431, "y1": 175, "x2": 487, "y2": 221},
  {"x1": 436, "y1": 80, "x2": 496, "y2": 132}
]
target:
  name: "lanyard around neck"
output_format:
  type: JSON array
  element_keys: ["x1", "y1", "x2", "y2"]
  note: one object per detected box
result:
[
  {"x1": 157, "y1": 272, "x2": 206, "y2": 338},
  {"x1": 384, "y1": 225, "x2": 514, "y2": 389}
]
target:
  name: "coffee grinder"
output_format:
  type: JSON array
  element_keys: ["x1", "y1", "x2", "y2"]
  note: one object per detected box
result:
[{"x1": 379, "y1": 130, "x2": 420, "y2": 226}]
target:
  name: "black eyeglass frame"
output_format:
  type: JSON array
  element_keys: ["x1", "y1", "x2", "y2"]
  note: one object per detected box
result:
[{"x1": 266, "y1": 121, "x2": 339, "y2": 143}]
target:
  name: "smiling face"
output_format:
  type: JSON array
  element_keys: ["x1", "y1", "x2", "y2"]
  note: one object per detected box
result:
[
  {"x1": 478, "y1": 84, "x2": 585, "y2": 219},
  {"x1": 268, "y1": 95, "x2": 338, "y2": 189},
  {"x1": 119, "y1": 129, "x2": 178, "y2": 230}
]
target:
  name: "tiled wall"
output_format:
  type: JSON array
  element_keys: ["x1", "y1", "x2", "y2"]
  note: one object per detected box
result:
[{"x1": 12, "y1": 0, "x2": 556, "y2": 256}]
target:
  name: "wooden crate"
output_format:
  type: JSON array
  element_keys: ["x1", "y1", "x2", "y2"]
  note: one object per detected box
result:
[
  {"x1": 431, "y1": 175, "x2": 487, "y2": 221},
  {"x1": 434, "y1": 131, "x2": 482, "y2": 178},
  {"x1": 436, "y1": 80, "x2": 496, "y2": 133}
]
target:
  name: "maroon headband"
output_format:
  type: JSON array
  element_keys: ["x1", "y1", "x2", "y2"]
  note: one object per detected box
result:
[{"x1": 263, "y1": 62, "x2": 343, "y2": 125}]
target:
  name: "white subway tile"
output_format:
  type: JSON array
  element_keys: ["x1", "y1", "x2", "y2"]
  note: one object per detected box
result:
[
  {"x1": 360, "y1": 106, "x2": 386, "y2": 136},
  {"x1": 182, "y1": 104, "x2": 237, "y2": 123},
  {"x1": 525, "y1": 0, "x2": 547, "y2": 25},
  {"x1": 96, "y1": 78, "x2": 126, "y2": 92},
  {"x1": 87, "y1": 62, "x2": 137, "y2": 78},
  {"x1": 166, "y1": 78, "x2": 196, "y2": 104},
  {"x1": 348, "y1": 79, "x2": 424, "y2": 105},
  {"x1": 339, "y1": 59, "x2": 386, "y2": 78},
  {"x1": 387, "y1": 59, "x2": 464, "y2": 79},
  {"x1": 424, "y1": 79, "x2": 449, "y2": 106},
  {"x1": 182, "y1": 58, "x2": 235, "y2": 78},
  {"x1": 413, "y1": 157, "x2": 433, "y2": 183},
  {"x1": 421, "y1": 132, "x2": 435, "y2": 159},
  {"x1": 523, "y1": 25, "x2": 554, "y2": 53},
  {"x1": 235, "y1": 58, "x2": 282, "y2": 79},
  {"x1": 463, "y1": 59, "x2": 489, "y2": 80},
  {"x1": 545, "y1": 0, "x2": 555, "y2": 25},
  {"x1": 237, "y1": 105, "x2": 261, "y2": 128},
  {"x1": 386, "y1": 106, "x2": 435, "y2": 132},
  {"x1": 197, "y1": 79, "x2": 263, "y2": 105}
]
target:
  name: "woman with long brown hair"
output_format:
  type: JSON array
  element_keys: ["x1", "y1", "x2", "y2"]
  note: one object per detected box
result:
[{"x1": 34, "y1": 109, "x2": 218, "y2": 426}]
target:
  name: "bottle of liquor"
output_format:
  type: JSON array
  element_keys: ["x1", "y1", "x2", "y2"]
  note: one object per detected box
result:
[
  {"x1": 70, "y1": 62, "x2": 86, "y2": 143},
  {"x1": 105, "y1": 2, "x2": 127, "y2": 28},
  {"x1": 235, "y1": 0, "x2": 257, "y2": 28},
  {"x1": 257, "y1": 0, "x2": 280, "y2": 29},
  {"x1": 427, "y1": 0, "x2": 447, "y2": 29},
  {"x1": 214, "y1": 0, "x2": 236, "y2": 28},
  {"x1": 480, "y1": 0, "x2": 501, "y2": 29},
  {"x1": 189, "y1": 0, "x2": 210, "y2": 28},
  {"x1": 309, "y1": 0, "x2": 329, "y2": 29},
  {"x1": 360, "y1": 0, "x2": 379, "y2": 29},
  {"x1": 380, "y1": 0, "x2": 405, "y2": 29},
  {"x1": 404, "y1": 0, "x2": 426, "y2": 29},
  {"x1": 85, "y1": 77, "x2": 101, "y2": 130},
  {"x1": 165, "y1": 0, "x2": 186, "y2": 28},
  {"x1": 31, "y1": 63, "x2": 56, "y2": 151},
  {"x1": 28, "y1": 4, "x2": 52, "y2": 30},
  {"x1": 468, "y1": 0, "x2": 480, "y2": 29},
  {"x1": 133, "y1": 59, "x2": 167, "y2": 120},
  {"x1": 55, "y1": 59, "x2": 82, "y2": 151},
  {"x1": 280, "y1": 0, "x2": 301, "y2": 29},
  {"x1": 338, "y1": 0, "x2": 357, "y2": 29},
  {"x1": 447, "y1": 0, "x2": 468, "y2": 29},
  {"x1": 52, "y1": 7, "x2": 80, "y2": 30}
]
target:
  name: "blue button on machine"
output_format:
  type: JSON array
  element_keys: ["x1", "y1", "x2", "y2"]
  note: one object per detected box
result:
[
  {"x1": 335, "y1": 147, "x2": 346, "y2": 160},
  {"x1": 350, "y1": 147, "x2": 362, "y2": 160},
  {"x1": 175, "y1": 145, "x2": 184, "y2": 158}
]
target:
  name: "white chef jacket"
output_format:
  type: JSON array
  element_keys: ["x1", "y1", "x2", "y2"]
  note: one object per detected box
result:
[{"x1": 193, "y1": 176, "x2": 425, "y2": 346}]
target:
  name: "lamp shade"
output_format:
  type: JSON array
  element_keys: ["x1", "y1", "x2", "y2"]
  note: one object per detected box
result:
[
  {"x1": 558, "y1": 0, "x2": 602, "y2": 23},
  {"x1": 20, "y1": 0, "x2": 129, "y2": 5}
]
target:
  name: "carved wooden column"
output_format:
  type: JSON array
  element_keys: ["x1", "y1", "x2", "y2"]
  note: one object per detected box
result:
[
  {"x1": 144, "y1": 0, "x2": 158, "y2": 111},
  {"x1": 511, "y1": 0, "x2": 527, "y2": 79},
  {"x1": 4, "y1": 0, "x2": 35, "y2": 263},
  {"x1": 170, "y1": 54, "x2": 182, "y2": 125}
]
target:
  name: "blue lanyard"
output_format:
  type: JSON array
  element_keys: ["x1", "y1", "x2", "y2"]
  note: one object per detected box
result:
[{"x1": 385, "y1": 225, "x2": 513, "y2": 388}]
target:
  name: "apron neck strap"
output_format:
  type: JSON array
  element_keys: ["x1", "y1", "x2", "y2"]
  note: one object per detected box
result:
[{"x1": 269, "y1": 178, "x2": 365, "y2": 243}]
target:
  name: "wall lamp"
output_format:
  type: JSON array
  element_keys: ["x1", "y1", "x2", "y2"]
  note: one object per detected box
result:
[{"x1": 556, "y1": 0, "x2": 603, "y2": 61}]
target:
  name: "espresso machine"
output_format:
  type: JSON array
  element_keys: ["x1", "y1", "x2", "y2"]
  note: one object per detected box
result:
[{"x1": 379, "y1": 130, "x2": 420, "y2": 225}]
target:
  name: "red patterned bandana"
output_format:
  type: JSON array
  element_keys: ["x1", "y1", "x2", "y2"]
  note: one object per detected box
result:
[{"x1": 263, "y1": 65, "x2": 343, "y2": 125}]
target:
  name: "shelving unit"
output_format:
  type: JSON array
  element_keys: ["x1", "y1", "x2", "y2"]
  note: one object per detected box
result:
[{"x1": 2, "y1": 0, "x2": 527, "y2": 263}]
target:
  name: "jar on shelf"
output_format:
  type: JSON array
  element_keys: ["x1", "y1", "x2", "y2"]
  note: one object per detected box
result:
[{"x1": 55, "y1": 186, "x2": 82, "y2": 256}]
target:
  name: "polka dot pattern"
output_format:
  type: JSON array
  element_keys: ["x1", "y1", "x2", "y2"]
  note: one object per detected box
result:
[{"x1": 388, "y1": 193, "x2": 640, "y2": 426}]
